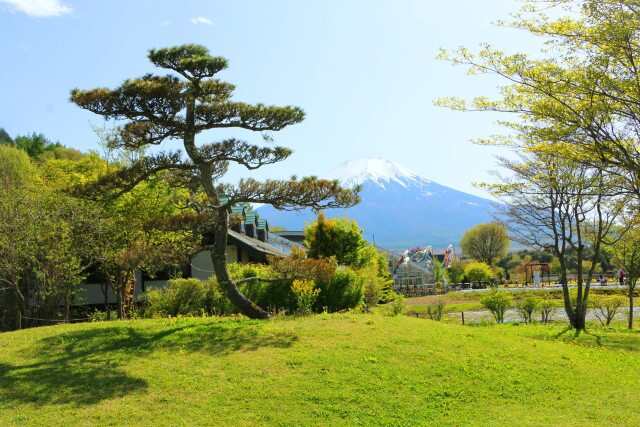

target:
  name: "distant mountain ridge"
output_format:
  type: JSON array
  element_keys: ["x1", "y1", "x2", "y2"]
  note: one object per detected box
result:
[{"x1": 257, "y1": 158, "x2": 495, "y2": 250}]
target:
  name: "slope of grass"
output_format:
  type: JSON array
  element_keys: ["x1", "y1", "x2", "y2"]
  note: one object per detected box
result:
[{"x1": 0, "y1": 315, "x2": 639, "y2": 426}]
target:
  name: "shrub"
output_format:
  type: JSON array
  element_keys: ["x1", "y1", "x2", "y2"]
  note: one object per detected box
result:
[
  {"x1": 230, "y1": 263, "x2": 295, "y2": 313},
  {"x1": 206, "y1": 277, "x2": 237, "y2": 316},
  {"x1": 141, "y1": 278, "x2": 209, "y2": 317},
  {"x1": 292, "y1": 279, "x2": 320, "y2": 315},
  {"x1": 361, "y1": 265, "x2": 385, "y2": 312},
  {"x1": 315, "y1": 267, "x2": 364, "y2": 312},
  {"x1": 426, "y1": 299, "x2": 445, "y2": 321},
  {"x1": 165, "y1": 278, "x2": 208, "y2": 316},
  {"x1": 517, "y1": 295, "x2": 541, "y2": 324},
  {"x1": 88, "y1": 309, "x2": 109, "y2": 322},
  {"x1": 591, "y1": 295, "x2": 626, "y2": 326},
  {"x1": 540, "y1": 300, "x2": 555, "y2": 324},
  {"x1": 447, "y1": 258, "x2": 466, "y2": 284},
  {"x1": 480, "y1": 290, "x2": 513, "y2": 323},
  {"x1": 388, "y1": 293, "x2": 406, "y2": 316},
  {"x1": 464, "y1": 262, "x2": 495, "y2": 287}
]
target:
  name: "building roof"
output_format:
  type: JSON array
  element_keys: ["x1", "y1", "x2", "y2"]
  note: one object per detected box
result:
[
  {"x1": 227, "y1": 229, "x2": 287, "y2": 258},
  {"x1": 244, "y1": 211, "x2": 258, "y2": 225}
]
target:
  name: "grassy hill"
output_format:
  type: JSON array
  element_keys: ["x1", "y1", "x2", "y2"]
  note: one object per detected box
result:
[{"x1": 1, "y1": 315, "x2": 639, "y2": 426}]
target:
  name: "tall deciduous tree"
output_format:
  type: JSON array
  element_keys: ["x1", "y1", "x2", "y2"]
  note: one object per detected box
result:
[
  {"x1": 0, "y1": 146, "x2": 106, "y2": 329},
  {"x1": 70, "y1": 44, "x2": 358, "y2": 319},
  {"x1": 437, "y1": 0, "x2": 637, "y2": 330},
  {"x1": 488, "y1": 149, "x2": 624, "y2": 331},
  {"x1": 459, "y1": 222, "x2": 509, "y2": 266}
]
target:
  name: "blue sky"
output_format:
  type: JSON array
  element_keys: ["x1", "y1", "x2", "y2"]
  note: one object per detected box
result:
[{"x1": 0, "y1": 0, "x2": 539, "y2": 197}]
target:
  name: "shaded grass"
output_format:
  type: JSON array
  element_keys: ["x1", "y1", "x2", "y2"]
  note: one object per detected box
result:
[{"x1": 0, "y1": 315, "x2": 639, "y2": 426}]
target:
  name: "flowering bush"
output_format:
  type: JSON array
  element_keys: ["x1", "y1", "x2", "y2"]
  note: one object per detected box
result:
[{"x1": 292, "y1": 279, "x2": 320, "y2": 315}]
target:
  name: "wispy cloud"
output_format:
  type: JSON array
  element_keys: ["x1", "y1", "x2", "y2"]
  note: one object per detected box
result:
[
  {"x1": 0, "y1": 0, "x2": 72, "y2": 17},
  {"x1": 190, "y1": 16, "x2": 213, "y2": 26},
  {"x1": 159, "y1": 20, "x2": 171, "y2": 26}
]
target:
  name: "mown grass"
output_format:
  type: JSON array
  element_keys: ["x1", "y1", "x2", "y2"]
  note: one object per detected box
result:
[{"x1": 1, "y1": 315, "x2": 639, "y2": 426}]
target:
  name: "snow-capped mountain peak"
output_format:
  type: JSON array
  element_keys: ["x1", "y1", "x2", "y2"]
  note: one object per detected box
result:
[{"x1": 326, "y1": 158, "x2": 429, "y2": 189}]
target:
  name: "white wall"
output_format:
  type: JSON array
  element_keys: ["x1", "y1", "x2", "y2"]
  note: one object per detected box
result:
[
  {"x1": 77, "y1": 282, "x2": 117, "y2": 305},
  {"x1": 190, "y1": 247, "x2": 237, "y2": 281}
]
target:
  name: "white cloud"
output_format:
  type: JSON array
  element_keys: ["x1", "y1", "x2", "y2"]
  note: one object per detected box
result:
[
  {"x1": 159, "y1": 20, "x2": 171, "y2": 26},
  {"x1": 190, "y1": 16, "x2": 213, "y2": 25},
  {"x1": 0, "y1": 0, "x2": 72, "y2": 17}
]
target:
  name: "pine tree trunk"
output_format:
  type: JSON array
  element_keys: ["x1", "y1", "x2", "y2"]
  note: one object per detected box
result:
[{"x1": 210, "y1": 209, "x2": 270, "y2": 319}]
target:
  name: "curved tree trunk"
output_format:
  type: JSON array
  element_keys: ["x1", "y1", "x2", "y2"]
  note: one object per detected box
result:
[{"x1": 210, "y1": 209, "x2": 270, "y2": 319}]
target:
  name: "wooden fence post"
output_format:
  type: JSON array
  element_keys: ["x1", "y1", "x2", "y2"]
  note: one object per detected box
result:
[{"x1": 461, "y1": 311, "x2": 465, "y2": 325}]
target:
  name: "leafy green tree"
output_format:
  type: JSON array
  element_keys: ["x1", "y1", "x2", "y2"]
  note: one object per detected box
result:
[
  {"x1": 437, "y1": 1, "x2": 634, "y2": 330},
  {"x1": 304, "y1": 212, "x2": 366, "y2": 267},
  {"x1": 14, "y1": 133, "x2": 62, "y2": 158},
  {"x1": 0, "y1": 146, "x2": 104, "y2": 329},
  {"x1": 70, "y1": 44, "x2": 358, "y2": 319},
  {"x1": 591, "y1": 295, "x2": 626, "y2": 327},
  {"x1": 485, "y1": 152, "x2": 623, "y2": 331},
  {"x1": 447, "y1": 258, "x2": 465, "y2": 284},
  {"x1": 460, "y1": 223, "x2": 510, "y2": 266},
  {"x1": 0, "y1": 146, "x2": 36, "y2": 328},
  {"x1": 0, "y1": 128, "x2": 13, "y2": 145}
]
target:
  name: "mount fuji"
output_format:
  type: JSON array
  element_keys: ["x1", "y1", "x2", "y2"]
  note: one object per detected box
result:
[{"x1": 257, "y1": 158, "x2": 496, "y2": 250}]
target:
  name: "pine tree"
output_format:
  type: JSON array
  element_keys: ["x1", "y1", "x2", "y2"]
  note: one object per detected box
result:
[{"x1": 70, "y1": 44, "x2": 358, "y2": 319}]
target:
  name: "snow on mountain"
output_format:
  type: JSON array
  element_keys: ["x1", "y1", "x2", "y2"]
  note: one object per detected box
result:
[
  {"x1": 326, "y1": 158, "x2": 429, "y2": 189},
  {"x1": 257, "y1": 158, "x2": 495, "y2": 250}
]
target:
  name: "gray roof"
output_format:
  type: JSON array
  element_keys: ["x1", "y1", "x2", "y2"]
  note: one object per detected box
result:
[{"x1": 227, "y1": 229, "x2": 287, "y2": 258}]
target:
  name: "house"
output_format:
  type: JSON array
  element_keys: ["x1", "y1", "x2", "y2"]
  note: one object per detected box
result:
[{"x1": 78, "y1": 207, "x2": 302, "y2": 306}]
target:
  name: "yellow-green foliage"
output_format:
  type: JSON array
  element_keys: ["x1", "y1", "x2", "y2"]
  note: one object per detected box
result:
[
  {"x1": 460, "y1": 222, "x2": 510, "y2": 265},
  {"x1": 291, "y1": 279, "x2": 319, "y2": 315},
  {"x1": 591, "y1": 295, "x2": 626, "y2": 327},
  {"x1": 464, "y1": 261, "x2": 495, "y2": 284},
  {"x1": 480, "y1": 290, "x2": 513, "y2": 323}
]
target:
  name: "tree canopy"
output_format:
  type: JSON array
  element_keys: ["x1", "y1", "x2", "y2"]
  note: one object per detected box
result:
[
  {"x1": 459, "y1": 222, "x2": 510, "y2": 266},
  {"x1": 438, "y1": 0, "x2": 640, "y2": 331}
]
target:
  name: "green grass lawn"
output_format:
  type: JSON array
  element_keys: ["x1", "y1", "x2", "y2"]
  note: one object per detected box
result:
[{"x1": 1, "y1": 315, "x2": 639, "y2": 426}]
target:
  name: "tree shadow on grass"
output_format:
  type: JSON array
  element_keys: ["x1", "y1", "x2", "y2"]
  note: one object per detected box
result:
[
  {"x1": 532, "y1": 326, "x2": 640, "y2": 352},
  {"x1": 0, "y1": 320, "x2": 298, "y2": 406}
]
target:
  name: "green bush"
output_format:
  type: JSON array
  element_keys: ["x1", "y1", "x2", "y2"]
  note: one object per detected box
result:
[
  {"x1": 361, "y1": 265, "x2": 386, "y2": 312},
  {"x1": 591, "y1": 295, "x2": 626, "y2": 326},
  {"x1": 230, "y1": 263, "x2": 295, "y2": 313},
  {"x1": 426, "y1": 299, "x2": 445, "y2": 321},
  {"x1": 142, "y1": 278, "x2": 209, "y2": 317},
  {"x1": 140, "y1": 262, "x2": 370, "y2": 317},
  {"x1": 88, "y1": 309, "x2": 109, "y2": 322},
  {"x1": 315, "y1": 267, "x2": 364, "y2": 312},
  {"x1": 464, "y1": 262, "x2": 495, "y2": 286},
  {"x1": 480, "y1": 290, "x2": 513, "y2": 323},
  {"x1": 387, "y1": 293, "x2": 406, "y2": 316},
  {"x1": 540, "y1": 300, "x2": 555, "y2": 324},
  {"x1": 516, "y1": 295, "x2": 540, "y2": 324},
  {"x1": 206, "y1": 277, "x2": 237, "y2": 316}
]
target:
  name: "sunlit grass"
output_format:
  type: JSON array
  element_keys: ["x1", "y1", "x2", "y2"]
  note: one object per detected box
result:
[{"x1": 0, "y1": 315, "x2": 638, "y2": 426}]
